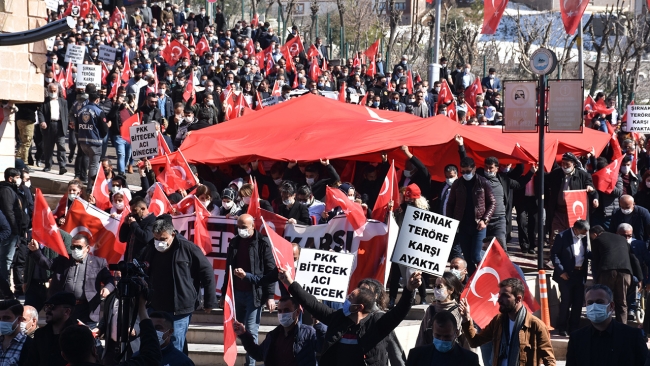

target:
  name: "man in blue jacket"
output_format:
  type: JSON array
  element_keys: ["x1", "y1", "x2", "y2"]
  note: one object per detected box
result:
[{"x1": 234, "y1": 296, "x2": 326, "y2": 366}]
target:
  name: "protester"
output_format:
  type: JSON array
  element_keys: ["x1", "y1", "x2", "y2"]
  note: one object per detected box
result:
[
  {"x1": 28, "y1": 292, "x2": 78, "y2": 366},
  {"x1": 459, "y1": 278, "x2": 556, "y2": 366},
  {"x1": 221, "y1": 214, "x2": 277, "y2": 366},
  {"x1": 27, "y1": 235, "x2": 115, "y2": 328},
  {"x1": 145, "y1": 219, "x2": 216, "y2": 352},
  {"x1": 21, "y1": 304, "x2": 38, "y2": 337},
  {"x1": 278, "y1": 266, "x2": 422, "y2": 366},
  {"x1": 149, "y1": 311, "x2": 195, "y2": 366},
  {"x1": 233, "y1": 296, "x2": 325, "y2": 366},
  {"x1": 415, "y1": 272, "x2": 464, "y2": 347},
  {"x1": 565, "y1": 284, "x2": 648, "y2": 366}
]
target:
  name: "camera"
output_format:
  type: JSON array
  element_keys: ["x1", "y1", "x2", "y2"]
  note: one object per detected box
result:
[{"x1": 109, "y1": 259, "x2": 149, "y2": 300}]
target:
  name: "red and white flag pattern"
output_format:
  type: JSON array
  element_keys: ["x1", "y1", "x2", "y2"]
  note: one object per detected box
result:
[
  {"x1": 147, "y1": 183, "x2": 173, "y2": 217},
  {"x1": 560, "y1": 0, "x2": 589, "y2": 35},
  {"x1": 223, "y1": 269, "x2": 237, "y2": 366},
  {"x1": 461, "y1": 238, "x2": 540, "y2": 328},
  {"x1": 92, "y1": 167, "x2": 111, "y2": 211},
  {"x1": 564, "y1": 190, "x2": 588, "y2": 227},
  {"x1": 482, "y1": 0, "x2": 509, "y2": 34},
  {"x1": 325, "y1": 186, "x2": 366, "y2": 234},
  {"x1": 33, "y1": 189, "x2": 69, "y2": 259}
]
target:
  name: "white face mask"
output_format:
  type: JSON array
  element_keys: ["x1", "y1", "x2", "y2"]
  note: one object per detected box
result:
[
  {"x1": 274, "y1": 178, "x2": 283, "y2": 185},
  {"x1": 24, "y1": 181, "x2": 31, "y2": 188},
  {"x1": 14, "y1": 178, "x2": 21, "y2": 187},
  {"x1": 71, "y1": 248, "x2": 85, "y2": 261},
  {"x1": 434, "y1": 87, "x2": 440, "y2": 93},
  {"x1": 238, "y1": 228, "x2": 252, "y2": 238},
  {"x1": 111, "y1": 186, "x2": 121, "y2": 194},
  {"x1": 445, "y1": 177, "x2": 456, "y2": 186},
  {"x1": 243, "y1": 197, "x2": 251, "y2": 205},
  {"x1": 306, "y1": 178, "x2": 315, "y2": 185},
  {"x1": 278, "y1": 311, "x2": 296, "y2": 327},
  {"x1": 621, "y1": 208, "x2": 633, "y2": 215},
  {"x1": 154, "y1": 239, "x2": 171, "y2": 252},
  {"x1": 627, "y1": 237, "x2": 633, "y2": 244},
  {"x1": 222, "y1": 200, "x2": 234, "y2": 209},
  {"x1": 562, "y1": 167, "x2": 573, "y2": 174},
  {"x1": 156, "y1": 330, "x2": 168, "y2": 346},
  {"x1": 621, "y1": 166, "x2": 630, "y2": 174},
  {"x1": 433, "y1": 287, "x2": 448, "y2": 302},
  {"x1": 114, "y1": 202, "x2": 124, "y2": 210},
  {"x1": 68, "y1": 193, "x2": 77, "y2": 201},
  {"x1": 185, "y1": 116, "x2": 193, "y2": 122}
]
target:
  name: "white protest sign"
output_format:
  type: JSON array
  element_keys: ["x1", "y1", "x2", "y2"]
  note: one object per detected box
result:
[
  {"x1": 98, "y1": 45, "x2": 117, "y2": 63},
  {"x1": 45, "y1": 36, "x2": 55, "y2": 52},
  {"x1": 626, "y1": 104, "x2": 650, "y2": 133},
  {"x1": 129, "y1": 124, "x2": 158, "y2": 158},
  {"x1": 295, "y1": 248, "x2": 355, "y2": 302},
  {"x1": 45, "y1": 0, "x2": 59, "y2": 11},
  {"x1": 75, "y1": 64, "x2": 101, "y2": 88},
  {"x1": 391, "y1": 206, "x2": 459, "y2": 276},
  {"x1": 65, "y1": 44, "x2": 85, "y2": 64}
]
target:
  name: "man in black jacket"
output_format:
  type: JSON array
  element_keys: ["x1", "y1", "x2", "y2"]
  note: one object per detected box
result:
[
  {"x1": 590, "y1": 226, "x2": 643, "y2": 324},
  {"x1": 292, "y1": 159, "x2": 340, "y2": 201},
  {"x1": 118, "y1": 197, "x2": 155, "y2": 261},
  {"x1": 399, "y1": 146, "x2": 431, "y2": 200},
  {"x1": 28, "y1": 292, "x2": 79, "y2": 366},
  {"x1": 277, "y1": 266, "x2": 421, "y2": 366},
  {"x1": 609, "y1": 195, "x2": 650, "y2": 241},
  {"x1": 221, "y1": 214, "x2": 277, "y2": 366},
  {"x1": 145, "y1": 219, "x2": 216, "y2": 353},
  {"x1": 40, "y1": 83, "x2": 69, "y2": 175},
  {"x1": 276, "y1": 182, "x2": 311, "y2": 225},
  {"x1": 545, "y1": 153, "x2": 598, "y2": 250},
  {"x1": 566, "y1": 284, "x2": 647, "y2": 366},
  {"x1": 0, "y1": 168, "x2": 23, "y2": 297},
  {"x1": 406, "y1": 311, "x2": 479, "y2": 366}
]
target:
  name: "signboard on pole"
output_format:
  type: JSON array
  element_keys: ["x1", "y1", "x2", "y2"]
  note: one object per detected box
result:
[
  {"x1": 547, "y1": 80, "x2": 584, "y2": 132},
  {"x1": 65, "y1": 44, "x2": 85, "y2": 64},
  {"x1": 98, "y1": 45, "x2": 117, "y2": 64},
  {"x1": 129, "y1": 124, "x2": 158, "y2": 158},
  {"x1": 625, "y1": 104, "x2": 650, "y2": 133},
  {"x1": 391, "y1": 206, "x2": 459, "y2": 276},
  {"x1": 75, "y1": 64, "x2": 101, "y2": 88},
  {"x1": 45, "y1": 0, "x2": 59, "y2": 12},
  {"x1": 503, "y1": 81, "x2": 537, "y2": 132},
  {"x1": 294, "y1": 248, "x2": 355, "y2": 302}
]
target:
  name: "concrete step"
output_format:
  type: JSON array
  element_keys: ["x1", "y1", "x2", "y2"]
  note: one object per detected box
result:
[
  {"x1": 187, "y1": 323, "x2": 275, "y2": 345},
  {"x1": 188, "y1": 343, "x2": 249, "y2": 366}
]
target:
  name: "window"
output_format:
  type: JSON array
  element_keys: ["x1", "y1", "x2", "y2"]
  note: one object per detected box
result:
[
  {"x1": 295, "y1": 3, "x2": 305, "y2": 14},
  {"x1": 394, "y1": 2, "x2": 406, "y2": 10}
]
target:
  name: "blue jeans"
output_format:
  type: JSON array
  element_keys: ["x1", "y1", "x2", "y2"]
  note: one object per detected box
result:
[
  {"x1": 0, "y1": 235, "x2": 18, "y2": 283},
  {"x1": 456, "y1": 221, "x2": 486, "y2": 276},
  {"x1": 234, "y1": 290, "x2": 262, "y2": 366},
  {"x1": 110, "y1": 134, "x2": 132, "y2": 174},
  {"x1": 171, "y1": 313, "x2": 192, "y2": 352}
]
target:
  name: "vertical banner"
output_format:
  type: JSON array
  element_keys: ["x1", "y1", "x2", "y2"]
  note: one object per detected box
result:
[
  {"x1": 547, "y1": 80, "x2": 584, "y2": 132},
  {"x1": 503, "y1": 81, "x2": 538, "y2": 132}
]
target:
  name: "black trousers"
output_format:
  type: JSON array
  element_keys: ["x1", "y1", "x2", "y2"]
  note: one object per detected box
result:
[
  {"x1": 556, "y1": 275, "x2": 585, "y2": 332},
  {"x1": 42, "y1": 123, "x2": 67, "y2": 169},
  {"x1": 11, "y1": 239, "x2": 28, "y2": 291},
  {"x1": 516, "y1": 196, "x2": 541, "y2": 250}
]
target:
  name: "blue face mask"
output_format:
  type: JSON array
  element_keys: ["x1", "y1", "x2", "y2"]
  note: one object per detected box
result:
[
  {"x1": 586, "y1": 303, "x2": 611, "y2": 324},
  {"x1": 372, "y1": 102, "x2": 380, "y2": 107},
  {"x1": 391, "y1": 100, "x2": 399, "y2": 105},
  {"x1": 433, "y1": 338, "x2": 454, "y2": 353},
  {"x1": 342, "y1": 299, "x2": 358, "y2": 316}
]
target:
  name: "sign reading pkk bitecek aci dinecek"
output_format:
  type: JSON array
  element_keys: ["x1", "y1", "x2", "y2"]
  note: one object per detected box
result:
[
  {"x1": 391, "y1": 206, "x2": 460, "y2": 276},
  {"x1": 294, "y1": 248, "x2": 355, "y2": 302}
]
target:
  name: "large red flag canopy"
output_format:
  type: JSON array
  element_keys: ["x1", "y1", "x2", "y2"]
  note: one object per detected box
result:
[{"x1": 153, "y1": 94, "x2": 611, "y2": 181}]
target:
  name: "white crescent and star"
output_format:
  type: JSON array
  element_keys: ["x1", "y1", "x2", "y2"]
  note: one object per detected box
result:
[
  {"x1": 152, "y1": 199, "x2": 165, "y2": 215},
  {"x1": 100, "y1": 179, "x2": 110, "y2": 197},
  {"x1": 171, "y1": 166, "x2": 187, "y2": 180},
  {"x1": 171, "y1": 46, "x2": 182, "y2": 59},
  {"x1": 365, "y1": 107, "x2": 393, "y2": 123},
  {"x1": 224, "y1": 294, "x2": 235, "y2": 323},
  {"x1": 572, "y1": 200, "x2": 585, "y2": 219},
  {"x1": 71, "y1": 226, "x2": 93, "y2": 238},
  {"x1": 378, "y1": 177, "x2": 390, "y2": 196},
  {"x1": 470, "y1": 266, "x2": 501, "y2": 299}
]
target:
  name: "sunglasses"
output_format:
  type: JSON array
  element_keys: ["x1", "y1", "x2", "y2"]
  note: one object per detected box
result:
[{"x1": 71, "y1": 245, "x2": 85, "y2": 251}]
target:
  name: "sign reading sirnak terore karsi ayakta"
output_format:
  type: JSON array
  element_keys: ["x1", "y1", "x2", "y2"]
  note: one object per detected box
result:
[{"x1": 391, "y1": 206, "x2": 459, "y2": 276}]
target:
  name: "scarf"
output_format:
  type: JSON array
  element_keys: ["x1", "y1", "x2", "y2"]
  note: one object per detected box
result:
[{"x1": 498, "y1": 305, "x2": 526, "y2": 366}]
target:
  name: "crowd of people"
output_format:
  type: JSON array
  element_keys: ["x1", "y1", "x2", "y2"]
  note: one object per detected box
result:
[{"x1": 3, "y1": 0, "x2": 650, "y2": 365}]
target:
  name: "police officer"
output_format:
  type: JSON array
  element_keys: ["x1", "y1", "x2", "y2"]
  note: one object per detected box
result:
[
  {"x1": 68, "y1": 88, "x2": 89, "y2": 182},
  {"x1": 76, "y1": 91, "x2": 109, "y2": 190}
]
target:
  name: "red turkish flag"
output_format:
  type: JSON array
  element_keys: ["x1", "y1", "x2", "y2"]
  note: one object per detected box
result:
[
  {"x1": 107, "y1": 78, "x2": 118, "y2": 100},
  {"x1": 482, "y1": 0, "x2": 509, "y2": 34},
  {"x1": 292, "y1": 72, "x2": 299, "y2": 89},
  {"x1": 147, "y1": 183, "x2": 173, "y2": 216},
  {"x1": 622, "y1": 101, "x2": 634, "y2": 122},
  {"x1": 173, "y1": 193, "x2": 196, "y2": 215},
  {"x1": 109, "y1": 7, "x2": 124, "y2": 28},
  {"x1": 222, "y1": 92, "x2": 236, "y2": 121},
  {"x1": 564, "y1": 190, "x2": 588, "y2": 226},
  {"x1": 255, "y1": 91, "x2": 264, "y2": 111},
  {"x1": 321, "y1": 58, "x2": 328, "y2": 72},
  {"x1": 121, "y1": 52, "x2": 131, "y2": 83},
  {"x1": 188, "y1": 34, "x2": 195, "y2": 47},
  {"x1": 156, "y1": 150, "x2": 198, "y2": 195},
  {"x1": 262, "y1": 218, "x2": 295, "y2": 288},
  {"x1": 120, "y1": 112, "x2": 141, "y2": 142},
  {"x1": 254, "y1": 51, "x2": 265, "y2": 71},
  {"x1": 371, "y1": 161, "x2": 399, "y2": 221},
  {"x1": 364, "y1": 40, "x2": 380, "y2": 60},
  {"x1": 92, "y1": 167, "x2": 111, "y2": 211},
  {"x1": 263, "y1": 45, "x2": 275, "y2": 74},
  {"x1": 260, "y1": 209, "x2": 287, "y2": 236},
  {"x1": 65, "y1": 62, "x2": 74, "y2": 90},
  {"x1": 251, "y1": 14, "x2": 259, "y2": 27},
  {"x1": 282, "y1": 46, "x2": 296, "y2": 73},
  {"x1": 61, "y1": 198, "x2": 122, "y2": 263},
  {"x1": 593, "y1": 154, "x2": 624, "y2": 194},
  {"x1": 325, "y1": 186, "x2": 367, "y2": 234},
  {"x1": 157, "y1": 132, "x2": 171, "y2": 157},
  {"x1": 367, "y1": 59, "x2": 377, "y2": 78},
  {"x1": 560, "y1": 0, "x2": 589, "y2": 35},
  {"x1": 223, "y1": 269, "x2": 237, "y2": 366},
  {"x1": 138, "y1": 29, "x2": 145, "y2": 51},
  {"x1": 466, "y1": 103, "x2": 476, "y2": 118},
  {"x1": 461, "y1": 238, "x2": 540, "y2": 328},
  {"x1": 193, "y1": 196, "x2": 212, "y2": 255},
  {"x1": 244, "y1": 38, "x2": 255, "y2": 56},
  {"x1": 161, "y1": 39, "x2": 190, "y2": 66},
  {"x1": 437, "y1": 79, "x2": 454, "y2": 108},
  {"x1": 101, "y1": 62, "x2": 109, "y2": 85},
  {"x1": 307, "y1": 44, "x2": 319, "y2": 59},
  {"x1": 339, "y1": 82, "x2": 346, "y2": 103},
  {"x1": 79, "y1": 0, "x2": 92, "y2": 18},
  {"x1": 271, "y1": 81, "x2": 282, "y2": 97},
  {"x1": 195, "y1": 36, "x2": 210, "y2": 57},
  {"x1": 447, "y1": 99, "x2": 458, "y2": 122},
  {"x1": 32, "y1": 189, "x2": 69, "y2": 259},
  {"x1": 105, "y1": 195, "x2": 130, "y2": 265},
  {"x1": 182, "y1": 76, "x2": 195, "y2": 103},
  {"x1": 464, "y1": 77, "x2": 483, "y2": 109},
  {"x1": 353, "y1": 56, "x2": 362, "y2": 69},
  {"x1": 232, "y1": 93, "x2": 246, "y2": 119},
  {"x1": 309, "y1": 58, "x2": 322, "y2": 83},
  {"x1": 359, "y1": 93, "x2": 368, "y2": 106},
  {"x1": 247, "y1": 177, "x2": 261, "y2": 220},
  {"x1": 406, "y1": 71, "x2": 414, "y2": 95},
  {"x1": 284, "y1": 36, "x2": 304, "y2": 57}
]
